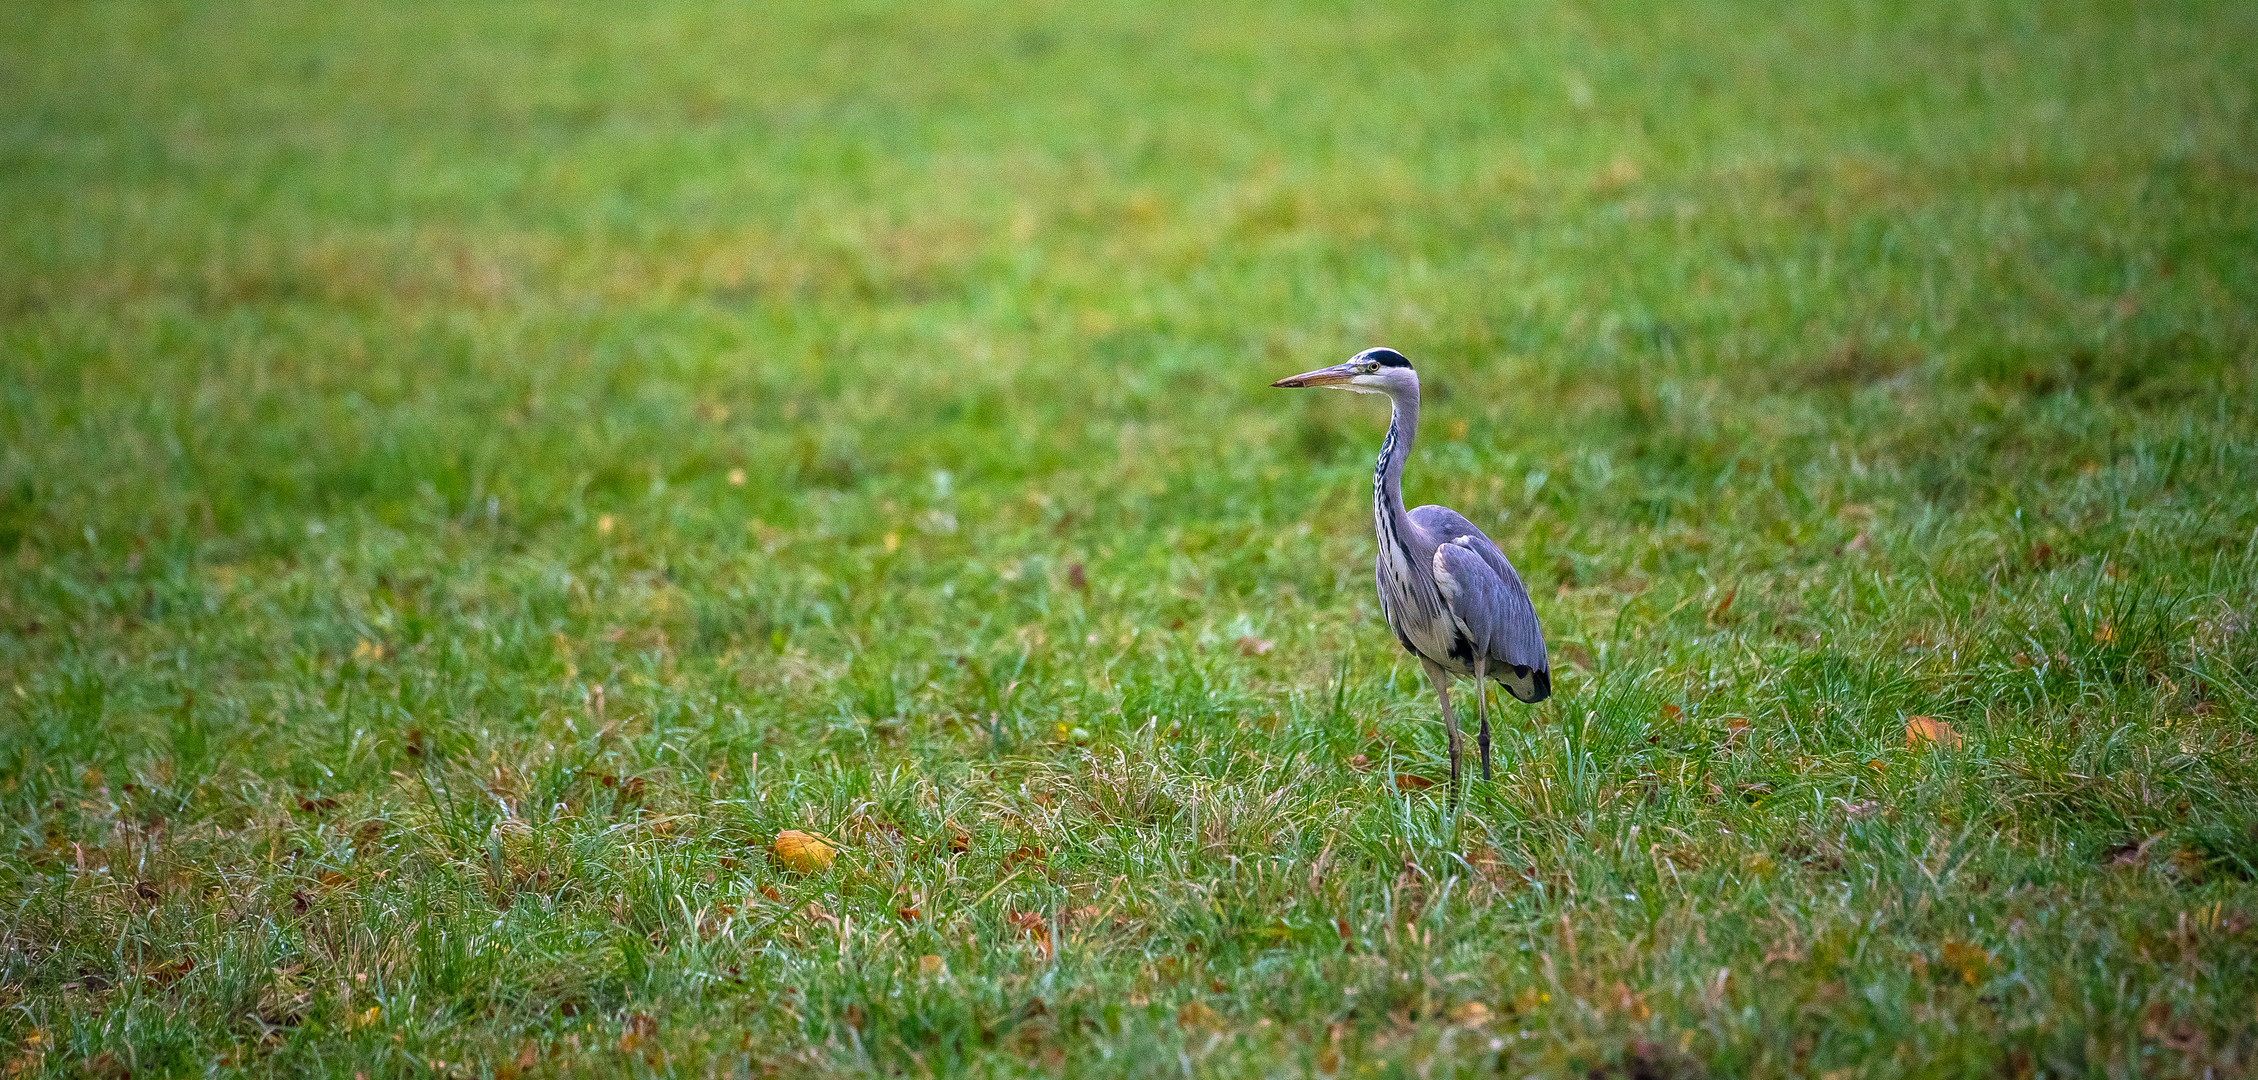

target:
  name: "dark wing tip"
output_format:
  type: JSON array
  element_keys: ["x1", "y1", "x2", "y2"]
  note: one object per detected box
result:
[{"x1": 1501, "y1": 666, "x2": 1551, "y2": 704}]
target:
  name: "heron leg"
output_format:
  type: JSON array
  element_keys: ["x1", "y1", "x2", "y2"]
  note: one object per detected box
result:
[
  {"x1": 1420, "y1": 658, "x2": 1463, "y2": 805},
  {"x1": 1473, "y1": 658, "x2": 1492, "y2": 783}
]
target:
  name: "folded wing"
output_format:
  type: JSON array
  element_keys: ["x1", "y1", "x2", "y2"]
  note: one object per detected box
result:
[{"x1": 1431, "y1": 536, "x2": 1551, "y2": 703}]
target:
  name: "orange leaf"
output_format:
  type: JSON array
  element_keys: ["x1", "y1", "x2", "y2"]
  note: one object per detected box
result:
[
  {"x1": 896, "y1": 906, "x2": 920, "y2": 922},
  {"x1": 1661, "y1": 704, "x2": 1682, "y2": 721},
  {"x1": 1940, "y1": 940, "x2": 1990, "y2": 985},
  {"x1": 1006, "y1": 910, "x2": 1053, "y2": 956},
  {"x1": 1905, "y1": 716, "x2": 1962, "y2": 750},
  {"x1": 1391, "y1": 774, "x2": 1435, "y2": 791},
  {"x1": 771, "y1": 830, "x2": 835, "y2": 874}
]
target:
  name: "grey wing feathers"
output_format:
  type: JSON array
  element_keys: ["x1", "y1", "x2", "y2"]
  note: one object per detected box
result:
[
  {"x1": 1429, "y1": 532, "x2": 1552, "y2": 704},
  {"x1": 1408, "y1": 506, "x2": 1519, "y2": 585}
]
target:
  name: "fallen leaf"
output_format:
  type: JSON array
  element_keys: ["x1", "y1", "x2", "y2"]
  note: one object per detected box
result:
[
  {"x1": 946, "y1": 833, "x2": 970, "y2": 855},
  {"x1": 1391, "y1": 774, "x2": 1435, "y2": 791},
  {"x1": 1176, "y1": 1000, "x2": 1218, "y2": 1028},
  {"x1": 1004, "y1": 842, "x2": 1047, "y2": 867},
  {"x1": 1067, "y1": 562, "x2": 1087, "y2": 590},
  {"x1": 1940, "y1": 941, "x2": 1990, "y2": 985},
  {"x1": 1345, "y1": 753, "x2": 1370, "y2": 771},
  {"x1": 1235, "y1": 636, "x2": 1274, "y2": 657},
  {"x1": 1006, "y1": 910, "x2": 1052, "y2": 955},
  {"x1": 896, "y1": 906, "x2": 920, "y2": 922},
  {"x1": 918, "y1": 955, "x2": 945, "y2": 976},
  {"x1": 1724, "y1": 716, "x2": 1751, "y2": 747},
  {"x1": 1447, "y1": 1000, "x2": 1491, "y2": 1024},
  {"x1": 1709, "y1": 585, "x2": 1737, "y2": 622},
  {"x1": 1660, "y1": 704, "x2": 1682, "y2": 721},
  {"x1": 772, "y1": 830, "x2": 835, "y2": 874},
  {"x1": 1905, "y1": 716, "x2": 1961, "y2": 750}
]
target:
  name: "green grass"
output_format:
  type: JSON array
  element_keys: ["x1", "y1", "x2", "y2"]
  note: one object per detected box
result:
[{"x1": 4, "y1": 0, "x2": 2257, "y2": 1075}]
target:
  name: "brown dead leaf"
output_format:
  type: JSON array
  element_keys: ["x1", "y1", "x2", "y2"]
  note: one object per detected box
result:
[
  {"x1": 1176, "y1": 1000, "x2": 1218, "y2": 1028},
  {"x1": 617, "y1": 1012, "x2": 657, "y2": 1053},
  {"x1": 1345, "y1": 753, "x2": 1370, "y2": 771},
  {"x1": 1004, "y1": 842, "x2": 1046, "y2": 868},
  {"x1": 1905, "y1": 716, "x2": 1961, "y2": 750},
  {"x1": 772, "y1": 830, "x2": 835, "y2": 874},
  {"x1": 1660, "y1": 704, "x2": 1682, "y2": 721},
  {"x1": 1939, "y1": 941, "x2": 1990, "y2": 985},
  {"x1": 946, "y1": 832, "x2": 970, "y2": 855},
  {"x1": 1391, "y1": 774, "x2": 1435, "y2": 791},
  {"x1": 1234, "y1": 636, "x2": 1274, "y2": 657},
  {"x1": 1446, "y1": 1000, "x2": 1491, "y2": 1024},
  {"x1": 918, "y1": 954, "x2": 945, "y2": 976},
  {"x1": 1006, "y1": 910, "x2": 1052, "y2": 956},
  {"x1": 1709, "y1": 585, "x2": 1737, "y2": 623},
  {"x1": 896, "y1": 906, "x2": 920, "y2": 922}
]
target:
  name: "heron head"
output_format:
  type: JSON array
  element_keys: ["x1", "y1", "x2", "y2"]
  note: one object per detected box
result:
[{"x1": 1270, "y1": 347, "x2": 1415, "y2": 395}]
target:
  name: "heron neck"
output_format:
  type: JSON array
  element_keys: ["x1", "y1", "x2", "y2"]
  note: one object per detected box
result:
[{"x1": 1375, "y1": 382, "x2": 1418, "y2": 547}]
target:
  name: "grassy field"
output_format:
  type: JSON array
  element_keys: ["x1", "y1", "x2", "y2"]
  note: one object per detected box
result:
[{"x1": 5, "y1": 0, "x2": 2258, "y2": 1075}]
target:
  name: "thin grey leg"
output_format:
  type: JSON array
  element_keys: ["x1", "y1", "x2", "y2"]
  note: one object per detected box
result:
[
  {"x1": 1421, "y1": 657, "x2": 1462, "y2": 804},
  {"x1": 1473, "y1": 658, "x2": 1492, "y2": 783}
]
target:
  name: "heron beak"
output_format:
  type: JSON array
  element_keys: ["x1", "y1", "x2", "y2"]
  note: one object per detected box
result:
[{"x1": 1271, "y1": 363, "x2": 1356, "y2": 389}]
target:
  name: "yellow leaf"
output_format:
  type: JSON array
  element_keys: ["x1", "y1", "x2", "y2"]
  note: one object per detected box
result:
[
  {"x1": 1905, "y1": 716, "x2": 1962, "y2": 750},
  {"x1": 918, "y1": 955, "x2": 945, "y2": 976},
  {"x1": 358, "y1": 1005, "x2": 381, "y2": 1027},
  {"x1": 771, "y1": 830, "x2": 835, "y2": 874}
]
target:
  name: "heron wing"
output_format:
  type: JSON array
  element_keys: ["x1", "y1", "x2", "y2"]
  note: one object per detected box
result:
[
  {"x1": 1408, "y1": 504, "x2": 1514, "y2": 577},
  {"x1": 1431, "y1": 538, "x2": 1552, "y2": 703}
]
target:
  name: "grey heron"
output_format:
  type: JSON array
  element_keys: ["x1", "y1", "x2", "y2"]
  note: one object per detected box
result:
[{"x1": 1273, "y1": 347, "x2": 1550, "y2": 796}]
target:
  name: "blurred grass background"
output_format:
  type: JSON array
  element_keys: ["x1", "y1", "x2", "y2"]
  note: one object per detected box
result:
[{"x1": 3, "y1": 0, "x2": 2256, "y2": 1076}]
